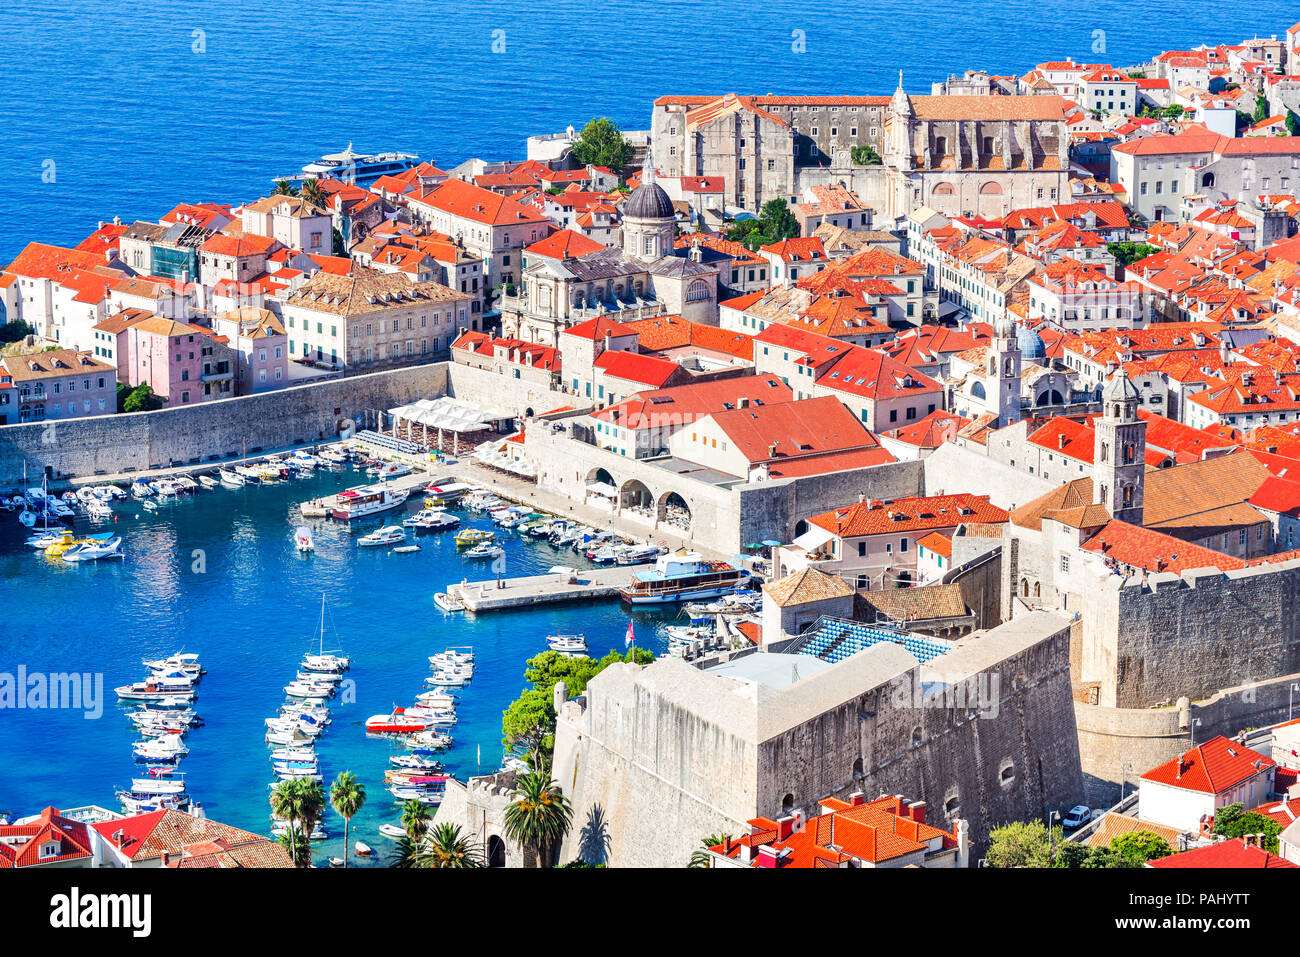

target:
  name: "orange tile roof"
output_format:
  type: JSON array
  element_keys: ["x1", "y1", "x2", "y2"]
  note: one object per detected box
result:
[
  {"x1": 810, "y1": 493, "x2": 1006, "y2": 538},
  {"x1": 1141, "y1": 735, "x2": 1275, "y2": 794}
]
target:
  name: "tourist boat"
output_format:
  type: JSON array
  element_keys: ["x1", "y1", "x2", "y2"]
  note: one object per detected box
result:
[
  {"x1": 198, "y1": 473, "x2": 220, "y2": 489},
  {"x1": 357, "y1": 525, "x2": 406, "y2": 547},
  {"x1": 62, "y1": 534, "x2": 123, "y2": 562},
  {"x1": 433, "y1": 590, "x2": 465, "y2": 613},
  {"x1": 365, "y1": 707, "x2": 434, "y2": 734},
  {"x1": 295, "y1": 526, "x2": 314, "y2": 553},
  {"x1": 354, "y1": 841, "x2": 373, "y2": 857},
  {"x1": 331, "y1": 484, "x2": 410, "y2": 521},
  {"x1": 620, "y1": 551, "x2": 749, "y2": 605},
  {"x1": 218, "y1": 468, "x2": 245, "y2": 487},
  {"x1": 423, "y1": 483, "x2": 472, "y2": 507},
  {"x1": 378, "y1": 823, "x2": 407, "y2": 839},
  {"x1": 547, "y1": 633, "x2": 588, "y2": 655},
  {"x1": 454, "y1": 528, "x2": 493, "y2": 547},
  {"x1": 293, "y1": 145, "x2": 419, "y2": 187},
  {"x1": 116, "y1": 674, "x2": 196, "y2": 701},
  {"x1": 462, "y1": 542, "x2": 503, "y2": 560},
  {"x1": 403, "y1": 508, "x2": 460, "y2": 530}
]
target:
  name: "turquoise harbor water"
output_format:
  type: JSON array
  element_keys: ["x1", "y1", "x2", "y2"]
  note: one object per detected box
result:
[{"x1": 0, "y1": 469, "x2": 675, "y2": 861}]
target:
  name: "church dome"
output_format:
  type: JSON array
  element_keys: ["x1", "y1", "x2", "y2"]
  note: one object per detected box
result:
[
  {"x1": 624, "y1": 179, "x2": 674, "y2": 220},
  {"x1": 1017, "y1": 325, "x2": 1046, "y2": 361}
]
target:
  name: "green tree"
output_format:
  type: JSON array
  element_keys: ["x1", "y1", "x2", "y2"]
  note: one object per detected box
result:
[
  {"x1": 273, "y1": 178, "x2": 300, "y2": 197},
  {"x1": 1213, "y1": 803, "x2": 1281, "y2": 852},
  {"x1": 1287, "y1": 111, "x2": 1300, "y2": 137},
  {"x1": 1051, "y1": 840, "x2": 1094, "y2": 868},
  {"x1": 1127, "y1": 71, "x2": 1147, "y2": 79},
  {"x1": 688, "y1": 832, "x2": 731, "y2": 868},
  {"x1": 122, "y1": 383, "x2": 163, "y2": 413},
  {"x1": 400, "y1": 798, "x2": 432, "y2": 841},
  {"x1": 1253, "y1": 96, "x2": 1270, "y2": 124},
  {"x1": 291, "y1": 779, "x2": 326, "y2": 867},
  {"x1": 0, "y1": 319, "x2": 33, "y2": 344},
  {"x1": 329, "y1": 771, "x2": 366, "y2": 868},
  {"x1": 502, "y1": 770, "x2": 573, "y2": 868},
  {"x1": 984, "y1": 820, "x2": 1057, "y2": 868},
  {"x1": 850, "y1": 144, "x2": 882, "y2": 166},
  {"x1": 332, "y1": 227, "x2": 346, "y2": 256},
  {"x1": 1107, "y1": 241, "x2": 1160, "y2": 269},
  {"x1": 570, "y1": 118, "x2": 633, "y2": 174},
  {"x1": 276, "y1": 826, "x2": 310, "y2": 866},
  {"x1": 414, "y1": 823, "x2": 483, "y2": 868},
  {"x1": 502, "y1": 648, "x2": 652, "y2": 770},
  {"x1": 1163, "y1": 104, "x2": 1185, "y2": 120},
  {"x1": 1110, "y1": 829, "x2": 1173, "y2": 864}
]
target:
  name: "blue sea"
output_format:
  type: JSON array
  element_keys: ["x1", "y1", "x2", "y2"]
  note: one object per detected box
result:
[
  {"x1": 0, "y1": 468, "x2": 677, "y2": 861},
  {"x1": 1, "y1": 0, "x2": 1297, "y2": 263},
  {"x1": 1, "y1": 0, "x2": 1298, "y2": 856}
]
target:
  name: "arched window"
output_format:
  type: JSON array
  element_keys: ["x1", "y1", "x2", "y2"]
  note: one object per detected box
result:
[
  {"x1": 933, "y1": 182, "x2": 956, "y2": 196},
  {"x1": 852, "y1": 757, "x2": 864, "y2": 778},
  {"x1": 979, "y1": 182, "x2": 1004, "y2": 195},
  {"x1": 1021, "y1": 578, "x2": 1029, "y2": 597},
  {"x1": 1033, "y1": 582, "x2": 1041, "y2": 598},
  {"x1": 1202, "y1": 172, "x2": 1215, "y2": 188},
  {"x1": 781, "y1": 793, "x2": 795, "y2": 814},
  {"x1": 971, "y1": 381, "x2": 986, "y2": 401}
]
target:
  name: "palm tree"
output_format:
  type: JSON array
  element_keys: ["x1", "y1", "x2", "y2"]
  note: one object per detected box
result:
[
  {"x1": 273, "y1": 178, "x2": 300, "y2": 197},
  {"x1": 687, "y1": 833, "x2": 731, "y2": 868},
  {"x1": 330, "y1": 772, "x2": 367, "y2": 869},
  {"x1": 417, "y1": 823, "x2": 483, "y2": 868},
  {"x1": 390, "y1": 834, "x2": 418, "y2": 869},
  {"x1": 301, "y1": 178, "x2": 327, "y2": 209},
  {"x1": 292, "y1": 779, "x2": 326, "y2": 867},
  {"x1": 502, "y1": 771, "x2": 572, "y2": 868},
  {"x1": 269, "y1": 779, "x2": 304, "y2": 866},
  {"x1": 400, "y1": 799, "x2": 431, "y2": 841}
]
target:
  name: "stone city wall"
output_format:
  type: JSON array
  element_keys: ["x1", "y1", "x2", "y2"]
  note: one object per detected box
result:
[{"x1": 0, "y1": 363, "x2": 452, "y2": 485}]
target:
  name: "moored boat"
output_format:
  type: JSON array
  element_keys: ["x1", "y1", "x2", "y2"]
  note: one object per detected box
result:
[{"x1": 619, "y1": 550, "x2": 749, "y2": 605}]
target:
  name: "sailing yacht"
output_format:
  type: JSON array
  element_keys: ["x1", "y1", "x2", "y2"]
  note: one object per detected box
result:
[{"x1": 300, "y1": 597, "x2": 350, "y2": 673}]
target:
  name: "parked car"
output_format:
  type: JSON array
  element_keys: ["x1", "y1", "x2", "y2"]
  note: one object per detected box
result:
[{"x1": 1062, "y1": 805, "x2": 1092, "y2": 829}]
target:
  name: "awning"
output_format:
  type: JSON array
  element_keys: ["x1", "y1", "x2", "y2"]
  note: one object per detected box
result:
[
  {"x1": 791, "y1": 525, "x2": 835, "y2": 552},
  {"x1": 586, "y1": 482, "x2": 618, "y2": 497}
]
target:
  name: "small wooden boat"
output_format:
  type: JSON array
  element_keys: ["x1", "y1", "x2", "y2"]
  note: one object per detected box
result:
[
  {"x1": 378, "y1": 823, "x2": 406, "y2": 840},
  {"x1": 328, "y1": 856, "x2": 345, "y2": 868},
  {"x1": 354, "y1": 841, "x2": 373, "y2": 857},
  {"x1": 392, "y1": 544, "x2": 420, "y2": 554}
]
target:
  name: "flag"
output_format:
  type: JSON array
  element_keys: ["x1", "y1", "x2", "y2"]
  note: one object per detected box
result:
[{"x1": 624, "y1": 620, "x2": 635, "y2": 648}]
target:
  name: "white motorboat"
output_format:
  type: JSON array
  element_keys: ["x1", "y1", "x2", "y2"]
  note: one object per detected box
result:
[
  {"x1": 62, "y1": 535, "x2": 123, "y2": 562},
  {"x1": 265, "y1": 726, "x2": 316, "y2": 747},
  {"x1": 378, "y1": 823, "x2": 407, "y2": 839},
  {"x1": 131, "y1": 479, "x2": 155, "y2": 498},
  {"x1": 404, "y1": 705, "x2": 457, "y2": 727},
  {"x1": 142, "y1": 652, "x2": 201, "y2": 677},
  {"x1": 357, "y1": 525, "x2": 406, "y2": 547},
  {"x1": 143, "y1": 500, "x2": 159, "y2": 511},
  {"x1": 198, "y1": 473, "x2": 220, "y2": 489},
  {"x1": 425, "y1": 669, "x2": 471, "y2": 688},
  {"x1": 547, "y1": 633, "x2": 588, "y2": 655},
  {"x1": 403, "y1": 508, "x2": 460, "y2": 530},
  {"x1": 389, "y1": 754, "x2": 442, "y2": 770},
  {"x1": 128, "y1": 775, "x2": 188, "y2": 796},
  {"x1": 429, "y1": 648, "x2": 474, "y2": 670},
  {"x1": 295, "y1": 526, "x2": 314, "y2": 553},
  {"x1": 462, "y1": 542, "x2": 503, "y2": 560},
  {"x1": 75, "y1": 487, "x2": 99, "y2": 504},
  {"x1": 284, "y1": 679, "x2": 335, "y2": 699},
  {"x1": 133, "y1": 735, "x2": 189, "y2": 763},
  {"x1": 235, "y1": 465, "x2": 263, "y2": 482},
  {"x1": 85, "y1": 500, "x2": 113, "y2": 519},
  {"x1": 414, "y1": 689, "x2": 456, "y2": 708},
  {"x1": 25, "y1": 530, "x2": 62, "y2": 549},
  {"x1": 116, "y1": 675, "x2": 196, "y2": 701},
  {"x1": 376, "y1": 462, "x2": 411, "y2": 480},
  {"x1": 218, "y1": 468, "x2": 245, "y2": 487},
  {"x1": 271, "y1": 821, "x2": 328, "y2": 840},
  {"x1": 269, "y1": 747, "x2": 317, "y2": 763},
  {"x1": 433, "y1": 592, "x2": 465, "y2": 613},
  {"x1": 404, "y1": 729, "x2": 453, "y2": 750}
]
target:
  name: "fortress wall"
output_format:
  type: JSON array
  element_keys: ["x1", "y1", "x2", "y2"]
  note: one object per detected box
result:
[{"x1": 0, "y1": 363, "x2": 451, "y2": 485}]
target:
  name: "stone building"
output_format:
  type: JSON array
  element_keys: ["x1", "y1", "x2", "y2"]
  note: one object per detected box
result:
[
  {"x1": 500, "y1": 173, "x2": 719, "y2": 345},
  {"x1": 551, "y1": 606, "x2": 1083, "y2": 867},
  {"x1": 882, "y1": 79, "x2": 1070, "y2": 219}
]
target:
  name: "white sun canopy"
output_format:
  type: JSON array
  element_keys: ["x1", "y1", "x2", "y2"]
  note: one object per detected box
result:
[{"x1": 388, "y1": 397, "x2": 511, "y2": 433}]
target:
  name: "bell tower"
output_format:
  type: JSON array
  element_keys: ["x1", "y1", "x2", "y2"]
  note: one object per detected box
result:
[
  {"x1": 1092, "y1": 369, "x2": 1146, "y2": 525},
  {"x1": 990, "y1": 315, "x2": 1021, "y2": 426}
]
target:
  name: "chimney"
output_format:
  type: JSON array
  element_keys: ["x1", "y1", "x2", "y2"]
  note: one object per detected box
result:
[
  {"x1": 739, "y1": 842, "x2": 753, "y2": 864},
  {"x1": 113, "y1": 829, "x2": 125, "y2": 848},
  {"x1": 738, "y1": 396, "x2": 749, "y2": 409},
  {"x1": 849, "y1": 791, "x2": 865, "y2": 806},
  {"x1": 777, "y1": 815, "x2": 796, "y2": 840},
  {"x1": 907, "y1": 800, "x2": 927, "y2": 824},
  {"x1": 768, "y1": 442, "x2": 778, "y2": 458},
  {"x1": 756, "y1": 845, "x2": 779, "y2": 868},
  {"x1": 1058, "y1": 433, "x2": 1068, "y2": 450},
  {"x1": 160, "y1": 851, "x2": 171, "y2": 866}
]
